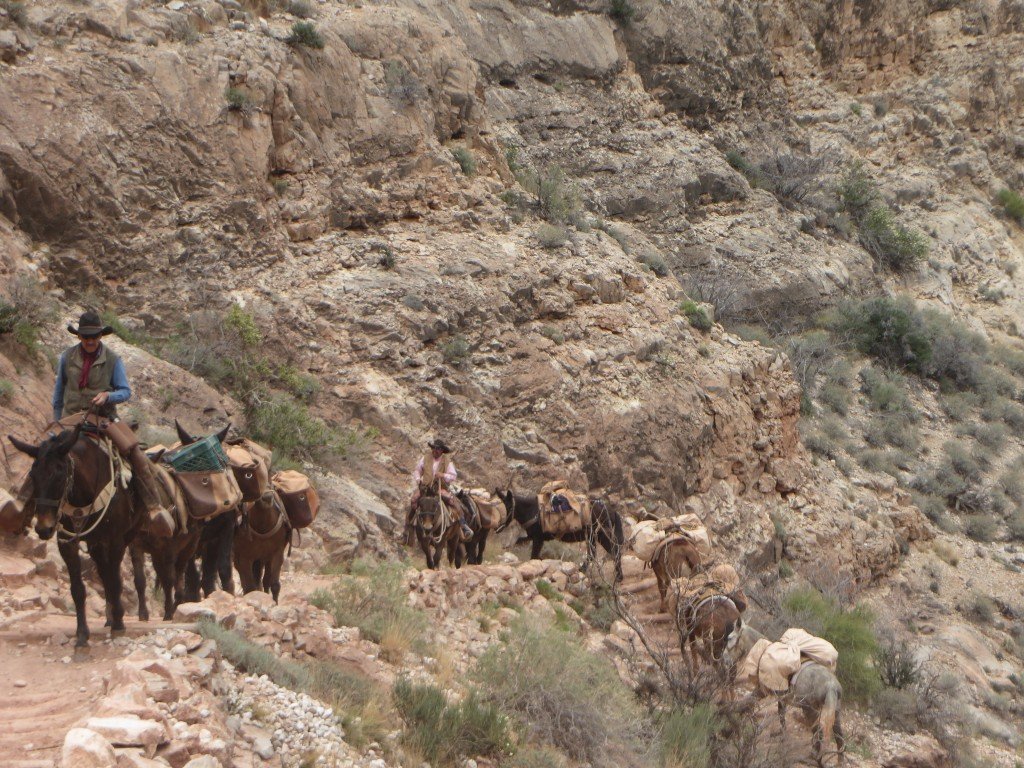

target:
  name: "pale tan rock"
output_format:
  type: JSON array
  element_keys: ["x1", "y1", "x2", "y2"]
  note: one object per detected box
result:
[
  {"x1": 63, "y1": 727, "x2": 117, "y2": 768},
  {"x1": 85, "y1": 716, "x2": 168, "y2": 753}
]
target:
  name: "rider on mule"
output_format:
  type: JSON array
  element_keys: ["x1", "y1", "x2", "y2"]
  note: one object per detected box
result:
[
  {"x1": 14, "y1": 311, "x2": 175, "y2": 537},
  {"x1": 408, "y1": 439, "x2": 473, "y2": 540}
]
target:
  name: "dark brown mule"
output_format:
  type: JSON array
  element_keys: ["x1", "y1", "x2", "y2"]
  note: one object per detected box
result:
[
  {"x1": 234, "y1": 490, "x2": 290, "y2": 603},
  {"x1": 9, "y1": 425, "x2": 142, "y2": 647},
  {"x1": 454, "y1": 489, "x2": 497, "y2": 565},
  {"x1": 414, "y1": 481, "x2": 465, "y2": 569},
  {"x1": 652, "y1": 537, "x2": 704, "y2": 613},
  {"x1": 495, "y1": 491, "x2": 624, "y2": 581},
  {"x1": 129, "y1": 462, "x2": 201, "y2": 621},
  {"x1": 676, "y1": 592, "x2": 746, "y2": 676},
  {"x1": 174, "y1": 422, "x2": 238, "y2": 598}
]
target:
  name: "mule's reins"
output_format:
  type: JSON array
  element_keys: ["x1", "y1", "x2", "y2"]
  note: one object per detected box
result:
[{"x1": 55, "y1": 439, "x2": 121, "y2": 543}]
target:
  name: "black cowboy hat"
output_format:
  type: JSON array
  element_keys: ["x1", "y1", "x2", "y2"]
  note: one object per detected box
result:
[
  {"x1": 428, "y1": 438, "x2": 452, "y2": 454},
  {"x1": 67, "y1": 310, "x2": 113, "y2": 338}
]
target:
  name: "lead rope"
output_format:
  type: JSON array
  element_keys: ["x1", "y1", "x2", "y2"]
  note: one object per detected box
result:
[{"x1": 57, "y1": 443, "x2": 118, "y2": 543}]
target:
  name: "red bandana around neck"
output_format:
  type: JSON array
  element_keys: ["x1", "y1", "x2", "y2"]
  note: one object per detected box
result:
[{"x1": 78, "y1": 345, "x2": 100, "y2": 389}]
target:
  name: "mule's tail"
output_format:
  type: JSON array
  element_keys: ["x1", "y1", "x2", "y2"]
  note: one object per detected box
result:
[{"x1": 820, "y1": 685, "x2": 839, "y2": 763}]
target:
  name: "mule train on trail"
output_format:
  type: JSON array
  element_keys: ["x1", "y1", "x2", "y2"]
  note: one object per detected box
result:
[
  {"x1": 630, "y1": 513, "x2": 845, "y2": 767},
  {"x1": 6, "y1": 418, "x2": 319, "y2": 645}
]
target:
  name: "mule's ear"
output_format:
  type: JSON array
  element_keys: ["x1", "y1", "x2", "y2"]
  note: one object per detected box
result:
[
  {"x1": 57, "y1": 426, "x2": 81, "y2": 454},
  {"x1": 215, "y1": 423, "x2": 231, "y2": 444},
  {"x1": 174, "y1": 419, "x2": 193, "y2": 445},
  {"x1": 8, "y1": 435, "x2": 39, "y2": 458}
]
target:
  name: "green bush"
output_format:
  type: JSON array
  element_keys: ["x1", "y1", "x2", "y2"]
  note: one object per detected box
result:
[
  {"x1": 608, "y1": 0, "x2": 636, "y2": 24},
  {"x1": 836, "y1": 160, "x2": 880, "y2": 221},
  {"x1": 966, "y1": 592, "x2": 997, "y2": 624},
  {"x1": 964, "y1": 514, "x2": 998, "y2": 543},
  {"x1": 539, "y1": 324, "x2": 565, "y2": 345},
  {"x1": 311, "y1": 559, "x2": 429, "y2": 663},
  {"x1": 680, "y1": 300, "x2": 712, "y2": 332},
  {"x1": 287, "y1": 0, "x2": 315, "y2": 17},
  {"x1": 451, "y1": 146, "x2": 476, "y2": 176},
  {"x1": 725, "y1": 150, "x2": 762, "y2": 188},
  {"x1": 876, "y1": 637, "x2": 922, "y2": 690},
  {"x1": 944, "y1": 441, "x2": 984, "y2": 481},
  {"x1": 509, "y1": 746, "x2": 568, "y2": 768},
  {"x1": 819, "y1": 382, "x2": 850, "y2": 416},
  {"x1": 782, "y1": 589, "x2": 880, "y2": 702},
  {"x1": 472, "y1": 618, "x2": 642, "y2": 767},
  {"x1": 0, "y1": 274, "x2": 55, "y2": 356},
  {"x1": 850, "y1": 102, "x2": 862, "y2": 116},
  {"x1": 0, "y1": 379, "x2": 13, "y2": 403},
  {"x1": 441, "y1": 334, "x2": 470, "y2": 363},
  {"x1": 385, "y1": 60, "x2": 424, "y2": 104},
  {"x1": 659, "y1": 705, "x2": 718, "y2": 768},
  {"x1": 515, "y1": 165, "x2": 580, "y2": 224},
  {"x1": 393, "y1": 678, "x2": 511, "y2": 765},
  {"x1": 1, "y1": 0, "x2": 27, "y2": 27},
  {"x1": 248, "y1": 394, "x2": 366, "y2": 461},
  {"x1": 225, "y1": 87, "x2": 253, "y2": 113},
  {"x1": 996, "y1": 188, "x2": 1024, "y2": 225},
  {"x1": 536, "y1": 224, "x2": 568, "y2": 249},
  {"x1": 859, "y1": 206, "x2": 929, "y2": 272},
  {"x1": 287, "y1": 20, "x2": 324, "y2": 48},
  {"x1": 638, "y1": 249, "x2": 670, "y2": 277},
  {"x1": 1007, "y1": 512, "x2": 1024, "y2": 541},
  {"x1": 859, "y1": 367, "x2": 914, "y2": 415}
]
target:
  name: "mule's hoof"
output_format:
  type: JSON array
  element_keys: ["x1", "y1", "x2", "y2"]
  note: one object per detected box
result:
[
  {"x1": 139, "y1": 614, "x2": 149, "y2": 623},
  {"x1": 110, "y1": 626, "x2": 126, "y2": 637},
  {"x1": 75, "y1": 637, "x2": 89, "y2": 649}
]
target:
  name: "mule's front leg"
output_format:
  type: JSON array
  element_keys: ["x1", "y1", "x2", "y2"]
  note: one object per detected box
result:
[
  {"x1": 60, "y1": 541, "x2": 90, "y2": 647},
  {"x1": 530, "y1": 535, "x2": 544, "y2": 560},
  {"x1": 97, "y1": 544, "x2": 127, "y2": 634},
  {"x1": 218, "y1": 526, "x2": 236, "y2": 595},
  {"x1": 778, "y1": 699, "x2": 787, "y2": 733}
]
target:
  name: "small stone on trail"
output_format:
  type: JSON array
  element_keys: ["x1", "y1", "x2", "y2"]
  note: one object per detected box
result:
[{"x1": 13, "y1": 679, "x2": 27, "y2": 687}]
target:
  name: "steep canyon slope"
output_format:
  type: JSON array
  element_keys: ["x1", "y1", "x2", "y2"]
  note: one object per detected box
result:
[{"x1": 1, "y1": 0, "x2": 1023, "y2": 764}]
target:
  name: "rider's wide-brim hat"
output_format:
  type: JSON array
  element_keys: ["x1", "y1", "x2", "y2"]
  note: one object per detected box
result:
[
  {"x1": 428, "y1": 439, "x2": 452, "y2": 453},
  {"x1": 67, "y1": 310, "x2": 113, "y2": 338}
]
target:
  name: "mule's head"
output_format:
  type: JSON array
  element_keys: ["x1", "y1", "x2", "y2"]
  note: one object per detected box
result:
[
  {"x1": 174, "y1": 420, "x2": 231, "y2": 446},
  {"x1": 415, "y1": 494, "x2": 440, "y2": 527},
  {"x1": 8, "y1": 427, "x2": 81, "y2": 540}
]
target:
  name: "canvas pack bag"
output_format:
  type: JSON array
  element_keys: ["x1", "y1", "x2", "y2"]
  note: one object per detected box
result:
[
  {"x1": 631, "y1": 520, "x2": 667, "y2": 562},
  {"x1": 780, "y1": 628, "x2": 839, "y2": 672},
  {"x1": 466, "y1": 488, "x2": 504, "y2": 529},
  {"x1": 737, "y1": 639, "x2": 803, "y2": 694},
  {"x1": 225, "y1": 443, "x2": 270, "y2": 503},
  {"x1": 658, "y1": 513, "x2": 712, "y2": 557},
  {"x1": 0, "y1": 486, "x2": 25, "y2": 535},
  {"x1": 173, "y1": 469, "x2": 243, "y2": 520},
  {"x1": 272, "y1": 470, "x2": 319, "y2": 529},
  {"x1": 537, "y1": 480, "x2": 591, "y2": 536}
]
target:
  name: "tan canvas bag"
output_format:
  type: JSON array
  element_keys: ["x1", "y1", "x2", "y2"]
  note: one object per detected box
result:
[
  {"x1": 631, "y1": 520, "x2": 666, "y2": 562},
  {"x1": 537, "y1": 480, "x2": 591, "y2": 535},
  {"x1": 173, "y1": 469, "x2": 242, "y2": 520},
  {"x1": 780, "y1": 628, "x2": 838, "y2": 671},
  {"x1": 272, "y1": 469, "x2": 320, "y2": 529},
  {"x1": 225, "y1": 444, "x2": 270, "y2": 502}
]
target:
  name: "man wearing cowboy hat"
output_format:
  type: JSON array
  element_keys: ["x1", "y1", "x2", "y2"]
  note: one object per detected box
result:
[
  {"x1": 48, "y1": 311, "x2": 174, "y2": 536},
  {"x1": 408, "y1": 438, "x2": 473, "y2": 541}
]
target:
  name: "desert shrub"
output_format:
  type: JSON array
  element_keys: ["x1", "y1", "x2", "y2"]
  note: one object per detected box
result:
[
  {"x1": 871, "y1": 688, "x2": 922, "y2": 732},
  {"x1": 472, "y1": 618, "x2": 642, "y2": 767},
  {"x1": 638, "y1": 249, "x2": 670, "y2": 277},
  {"x1": 401, "y1": 294, "x2": 425, "y2": 311},
  {"x1": 873, "y1": 97, "x2": 889, "y2": 117},
  {"x1": 393, "y1": 679, "x2": 510, "y2": 765},
  {"x1": 287, "y1": 0, "x2": 315, "y2": 17},
  {"x1": 249, "y1": 394, "x2": 367, "y2": 461},
  {"x1": 944, "y1": 441, "x2": 984, "y2": 480},
  {"x1": 864, "y1": 415, "x2": 920, "y2": 452},
  {"x1": 1, "y1": 0, "x2": 26, "y2": 26},
  {"x1": 509, "y1": 746, "x2": 568, "y2": 768},
  {"x1": 991, "y1": 344, "x2": 1024, "y2": 376},
  {"x1": 981, "y1": 397, "x2": 1024, "y2": 430},
  {"x1": 659, "y1": 704, "x2": 718, "y2": 768},
  {"x1": 963, "y1": 514, "x2": 998, "y2": 542},
  {"x1": 536, "y1": 224, "x2": 568, "y2": 249},
  {"x1": 516, "y1": 165, "x2": 581, "y2": 224},
  {"x1": 829, "y1": 296, "x2": 930, "y2": 372},
  {"x1": 451, "y1": 146, "x2": 476, "y2": 176},
  {"x1": 1007, "y1": 512, "x2": 1024, "y2": 541},
  {"x1": 876, "y1": 637, "x2": 923, "y2": 690},
  {"x1": 168, "y1": 16, "x2": 199, "y2": 43},
  {"x1": 859, "y1": 206, "x2": 928, "y2": 271},
  {"x1": 385, "y1": 60, "x2": 424, "y2": 104},
  {"x1": 275, "y1": 363, "x2": 320, "y2": 403},
  {"x1": 0, "y1": 379, "x2": 13, "y2": 403},
  {"x1": 856, "y1": 447, "x2": 904, "y2": 477},
  {"x1": 680, "y1": 300, "x2": 712, "y2": 332},
  {"x1": 287, "y1": 20, "x2": 324, "y2": 48},
  {"x1": 782, "y1": 589, "x2": 880, "y2": 702},
  {"x1": 918, "y1": 308, "x2": 988, "y2": 391},
  {"x1": 960, "y1": 421, "x2": 1007, "y2": 451},
  {"x1": 0, "y1": 275, "x2": 55, "y2": 355},
  {"x1": 932, "y1": 540, "x2": 959, "y2": 566},
  {"x1": 754, "y1": 151, "x2": 836, "y2": 209},
  {"x1": 996, "y1": 188, "x2": 1024, "y2": 225},
  {"x1": 858, "y1": 366, "x2": 914, "y2": 416},
  {"x1": 311, "y1": 559, "x2": 429, "y2": 662},
  {"x1": 1000, "y1": 463, "x2": 1024, "y2": 503},
  {"x1": 539, "y1": 324, "x2": 565, "y2": 345},
  {"x1": 819, "y1": 382, "x2": 850, "y2": 416},
  {"x1": 680, "y1": 271, "x2": 742, "y2": 324},
  {"x1": 608, "y1": 0, "x2": 636, "y2": 24},
  {"x1": 441, "y1": 334, "x2": 470, "y2": 363},
  {"x1": 273, "y1": 178, "x2": 289, "y2": 195},
  {"x1": 850, "y1": 102, "x2": 862, "y2": 116},
  {"x1": 225, "y1": 87, "x2": 253, "y2": 113},
  {"x1": 836, "y1": 160, "x2": 880, "y2": 221},
  {"x1": 965, "y1": 592, "x2": 997, "y2": 624}
]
